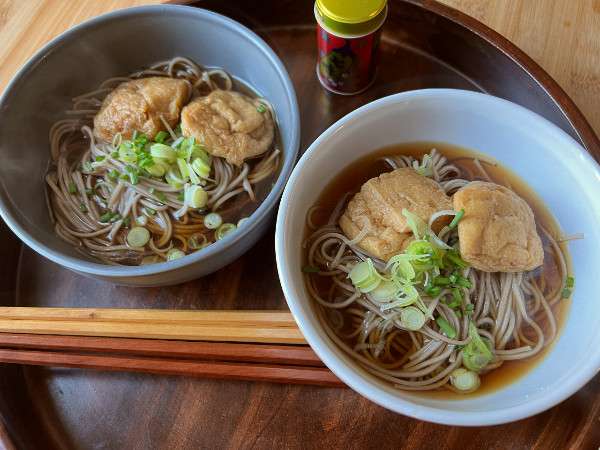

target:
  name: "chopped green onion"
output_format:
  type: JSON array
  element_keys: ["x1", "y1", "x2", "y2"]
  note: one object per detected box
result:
[
  {"x1": 154, "y1": 191, "x2": 167, "y2": 202},
  {"x1": 561, "y1": 288, "x2": 572, "y2": 299},
  {"x1": 95, "y1": 155, "x2": 106, "y2": 162},
  {"x1": 118, "y1": 143, "x2": 137, "y2": 164},
  {"x1": 126, "y1": 227, "x2": 150, "y2": 247},
  {"x1": 237, "y1": 217, "x2": 249, "y2": 227},
  {"x1": 400, "y1": 306, "x2": 426, "y2": 331},
  {"x1": 191, "y1": 157, "x2": 211, "y2": 179},
  {"x1": 154, "y1": 131, "x2": 169, "y2": 143},
  {"x1": 204, "y1": 212, "x2": 222, "y2": 229},
  {"x1": 449, "y1": 209, "x2": 465, "y2": 229},
  {"x1": 450, "y1": 368, "x2": 480, "y2": 392},
  {"x1": 122, "y1": 216, "x2": 131, "y2": 227},
  {"x1": 167, "y1": 248, "x2": 185, "y2": 261},
  {"x1": 436, "y1": 316, "x2": 457, "y2": 339},
  {"x1": 449, "y1": 274, "x2": 458, "y2": 284},
  {"x1": 136, "y1": 215, "x2": 148, "y2": 226},
  {"x1": 188, "y1": 233, "x2": 208, "y2": 250},
  {"x1": 82, "y1": 161, "x2": 93, "y2": 173},
  {"x1": 176, "y1": 158, "x2": 190, "y2": 179},
  {"x1": 68, "y1": 182, "x2": 77, "y2": 194},
  {"x1": 177, "y1": 192, "x2": 185, "y2": 202},
  {"x1": 425, "y1": 285, "x2": 441, "y2": 297},
  {"x1": 348, "y1": 259, "x2": 382, "y2": 293},
  {"x1": 446, "y1": 250, "x2": 469, "y2": 268},
  {"x1": 302, "y1": 265, "x2": 320, "y2": 273},
  {"x1": 256, "y1": 103, "x2": 266, "y2": 113},
  {"x1": 402, "y1": 209, "x2": 427, "y2": 239},
  {"x1": 414, "y1": 154, "x2": 433, "y2": 177},
  {"x1": 110, "y1": 213, "x2": 122, "y2": 223},
  {"x1": 455, "y1": 276, "x2": 472, "y2": 289},
  {"x1": 146, "y1": 161, "x2": 167, "y2": 177},
  {"x1": 434, "y1": 276, "x2": 450, "y2": 286},
  {"x1": 370, "y1": 280, "x2": 400, "y2": 302},
  {"x1": 215, "y1": 223, "x2": 236, "y2": 240},
  {"x1": 85, "y1": 189, "x2": 93, "y2": 197},
  {"x1": 144, "y1": 207, "x2": 156, "y2": 216},
  {"x1": 165, "y1": 167, "x2": 185, "y2": 189},
  {"x1": 128, "y1": 171, "x2": 139, "y2": 185},
  {"x1": 99, "y1": 212, "x2": 113, "y2": 223},
  {"x1": 566, "y1": 276, "x2": 575, "y2": 288},
  {"x1": 462, "y1": 322, "x2": 493, "y2": 372},
  {"x1": 465, "y1": 304, "x2": 475, "y2": 312},
  {"x1": 185, "y1": 185, "x2": 208, "y2": 209},
  {"x1": 108, "y1": 169, "x2": 119, "y2": 180},
  {"x1": 150, "y1": 143, "x2": 177, "y2": 163},
  {"x1": 79, "y1": 203, "x2": 88, "y2": 213}
]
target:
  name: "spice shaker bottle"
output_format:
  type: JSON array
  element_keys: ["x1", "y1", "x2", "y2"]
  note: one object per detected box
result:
[{"x1": 315, "y1": 0, "x2": 387, "y2": 95}]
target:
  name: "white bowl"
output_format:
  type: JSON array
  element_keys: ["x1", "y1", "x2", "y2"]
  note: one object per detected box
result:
[{"x1": 275, "y1": 89, "x2": 600, "y2": 426}]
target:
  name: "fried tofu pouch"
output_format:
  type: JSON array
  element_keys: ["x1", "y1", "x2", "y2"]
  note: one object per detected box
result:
[
  {"x1": 453, "y1": 181, "x2": 543, "y2": 272},
  {"x1": 94, "y1": 77, "x2": 190, "y2": 142},
  {"x1": 339, "y1": 168, "x2": 452, "y2": 261}
]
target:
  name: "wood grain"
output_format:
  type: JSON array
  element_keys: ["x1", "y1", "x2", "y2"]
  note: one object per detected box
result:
[{"x1": 0, "y1": 1, "x2": 599, "y2": 450}]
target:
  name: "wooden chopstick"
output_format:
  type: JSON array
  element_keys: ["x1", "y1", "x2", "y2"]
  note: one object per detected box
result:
[
  {"x1": 0, "y1": 308, "x2": 305, "y2": 344},
  {"x1": 0, "y1": 348, "x2": 343, "y2": 387},
  {"x1": 0, "y1": 333, "x2": 323, "y2": 366}
]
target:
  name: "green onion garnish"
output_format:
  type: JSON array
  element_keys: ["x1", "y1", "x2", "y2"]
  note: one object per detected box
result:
[
  {"x1": 566, "y1": 276, "x2": 575, "y2": 288},
  {"x1": 79, "y1": 203, "x2": 87, "y2": 213},
  {"x1": 95, "y1": 155, "x2": 106, "y2": 162},
  {"x1": 449, "y1": 209, "x2": 465, "y2": 229},
  {"x1": 450, "y1": 368, "x2": 480, "y2": 392},
  {"x1": 446, "y1": 250, "x2": 469, "y2": 268},
  {"x1": 204, "y1": 213, "x2": 222, "y2": 230},
  {"x1": 82, "y1": 161, "x2": 93, "y2": 173},
  {"x1": 434, "y1": 276, "x2": 451, "y2": 286},
  {"x1": 122, "y1": 216, "x2": 131, "y2": 227},
  {"x1": 111, "y1": 151, "x2": 119, "y2": 158},
  {"x1": 154, "y1": 131, "x2": 169, "y2": 143},
  {"x1": 167, "y1": 248, "x2": 185, "y2": 261},
  {"x1": 436, "y1": 316, "x2": 457, "y2": 339},
  {"x1": 68, "y1": 182, "x2": 77, "y2": 194},
  {"x1": 144, "y1": 207, "x2": 156, "y2": 216},
  {"x1": 177, "y1": 192, "x2": 185, "y2": 202},
  {"x1": 561, "y1": 288, "x2": 572, "y2": 299},
  {"x1": 456, "y1": 276, "x2": 472, "y2": 289},
  {"x1": 99, "y1": 212, "x2": 113, "y2": 223},
  {"x1": 256, "y1": 103, "x2": 266, "y2": 113},
  {"x1": 107, "y1": 169, "x2": 119, "y2": 180},
  {"x1": 155, "y1": 191, "x2": 167, "y2": 202},
  {"x1": 215, "y1": 223, "x2": 237, "y2": 240},
  {"x1": 126, "y1": 226, "x2": 150, "y2": 247}
]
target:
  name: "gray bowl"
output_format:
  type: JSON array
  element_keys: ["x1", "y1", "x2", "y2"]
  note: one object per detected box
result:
[{"x1": 0, "y1": 5, "x2": 300, "y2": 286}]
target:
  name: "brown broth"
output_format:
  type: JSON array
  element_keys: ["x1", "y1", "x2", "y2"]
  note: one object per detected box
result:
[{"x1": 307, "y1": 141, "x2": 572, "y2": 398}]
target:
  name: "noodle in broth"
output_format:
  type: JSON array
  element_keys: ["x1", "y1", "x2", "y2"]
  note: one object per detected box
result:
[
  {"x1": 46, "y1": 57, "x2": 280, "y2": 265},
  {"x1": 304, "y1": 144, "x2": 572, "y2": 394}
]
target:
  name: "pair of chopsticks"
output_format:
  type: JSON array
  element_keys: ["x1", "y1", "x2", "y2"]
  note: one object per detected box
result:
[{"x1": 0, "y1": 308, "x2": 343, "y2": 387}]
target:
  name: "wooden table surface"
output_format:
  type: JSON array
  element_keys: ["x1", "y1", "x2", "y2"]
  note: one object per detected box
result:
[{"x1": 0, "y1": 1, "x2": 599, "y2": 449}]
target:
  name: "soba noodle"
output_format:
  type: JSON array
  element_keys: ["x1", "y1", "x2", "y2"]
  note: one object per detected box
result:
[
  {"x1": 304, "y1": 149, "x2": 569, "y2": 392},
  {"x1": 46, "y1": 57, "x2": 280, "y2": 265}
]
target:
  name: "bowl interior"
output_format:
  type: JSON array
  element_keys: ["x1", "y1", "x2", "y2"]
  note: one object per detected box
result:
[
  {"x1": 0, "y1": 5, "x2": 298, "y2": 276},
  {"x1": 276, "y1": 89, "x2": 600, "y2": 425}
]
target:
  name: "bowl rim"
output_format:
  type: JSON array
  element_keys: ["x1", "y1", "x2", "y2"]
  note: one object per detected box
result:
[
  {"x1": 0, "y1": 4, "x2": 300, "y2": 277},
  {"x1": 275, "y1": 88, "x2": 600, "y2": 426}
]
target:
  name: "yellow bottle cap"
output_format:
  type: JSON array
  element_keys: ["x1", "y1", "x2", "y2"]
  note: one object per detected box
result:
[{"x1": 316, "y1": 0, "x2": 387, "y2": 24}]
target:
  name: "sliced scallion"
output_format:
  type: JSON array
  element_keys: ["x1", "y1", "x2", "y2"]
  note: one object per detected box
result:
[
  {"x1": 154, "y1": 131, "x2": 169, "y2": 144},
  {"x1": 79, "y1": 203, "x2": 87, "y2": 213},
  {"x1": 204, "y1": 213, "x2": 222, "y2": 230},
  {"x1": 400, "y1": 306, "x2": 426, "y2": 331},
  {"x1": 167, "y1": 248, "x2": 185, "y2": 261},
  {"x1": 450, "y1": 368, "x2": 480, "y2": 392},
  {"x1": 237, "y1": 217, "x2": 249, "y2": 227},
  {"x1": 150, "y1": 143, "x2": 177, "y2": 163},
  {"x1": 561, "y1": 288, "x2": 572, "y2": 299},
  {"x1": 256, "y1": 103, "x2": 266, "y2": 113},
  {"x1": 185, "y1": 185, "x2": 208, "y2": 209},
  {"x1": 126, "y1": 227, "x2": 150, "y2": 247},
  {"x1": 68, "y1": 182, "x2": 77, "y2": 194},
  {"x1": 462, "y1": 322, "x2": 493, "y2": 372},
  {"x1": 215, "y1": 223, "x2": 236, "y2": 240},
  {"x1": 436, "y1": 316, "x2": 457, "y2": 339},
  {"x1": 566, "y1": 276, "x2": 575, "y2": 288},
  {"x1": 449, "y1": 209, "x2": 465, "y2": 229}
]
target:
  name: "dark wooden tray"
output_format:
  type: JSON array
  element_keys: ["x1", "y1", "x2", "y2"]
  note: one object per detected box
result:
[{"x1": 1, "y1": 0, "x2": 599, "y2": 448}]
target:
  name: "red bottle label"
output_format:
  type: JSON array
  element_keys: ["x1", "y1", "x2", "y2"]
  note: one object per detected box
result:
[{"x1": 316, "y1": 25, "x2": 381, "y2": 94}]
